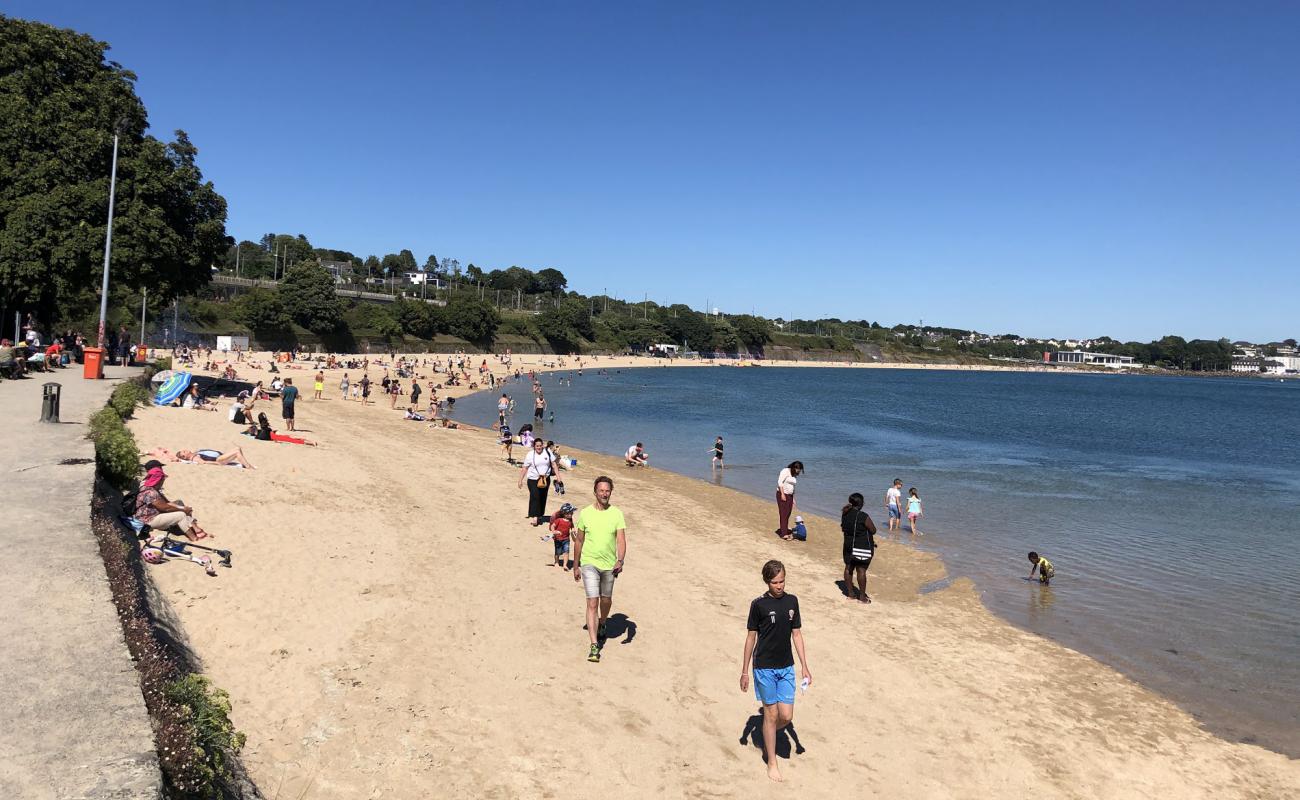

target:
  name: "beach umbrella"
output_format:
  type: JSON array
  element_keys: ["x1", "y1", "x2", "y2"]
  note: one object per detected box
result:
[
  {"x1": 153, "y1": 371, "x2": 192, "y2": 406},
  {"x1": 150, "y1": 369, "x2": 177, "y2": 383}
]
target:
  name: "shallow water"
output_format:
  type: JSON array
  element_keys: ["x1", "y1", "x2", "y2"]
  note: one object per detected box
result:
[{"x1": 459, "y1": 366, "x2": 1300, "y2": 755}]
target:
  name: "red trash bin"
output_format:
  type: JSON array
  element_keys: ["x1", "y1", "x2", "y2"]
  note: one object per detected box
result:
[{"x1": 83, "y1": 347, "x2": 105, "y2": 379}]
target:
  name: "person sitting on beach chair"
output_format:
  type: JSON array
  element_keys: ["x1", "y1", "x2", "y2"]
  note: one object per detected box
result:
[
  {"x1": 625, "y1": 442, "x2": 649, "y2": 467},
  {"x1": 1028, "y1": 551, "x2": 1055, "y2": 585}
]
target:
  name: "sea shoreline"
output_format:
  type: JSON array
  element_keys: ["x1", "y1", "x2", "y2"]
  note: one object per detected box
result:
[
  {"x1": 457, "y1": 358, "x2": 1299, "y2": 757},
  {"x1": 126, "y1": 350, "x2": 1299, "y2": 797}
]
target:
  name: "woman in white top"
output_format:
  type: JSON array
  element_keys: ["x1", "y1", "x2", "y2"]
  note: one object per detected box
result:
[
  {"x1": 776, "y1": 461, "x2": 804, "y2": 540},
  {"x1": 518, "y1": 438, "x2": 556, "y2": 526}
]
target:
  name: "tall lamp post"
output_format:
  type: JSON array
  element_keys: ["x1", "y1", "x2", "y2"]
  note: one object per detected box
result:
[{"x1": 96, "y1": 127, "x2": 121, "y2": 350}]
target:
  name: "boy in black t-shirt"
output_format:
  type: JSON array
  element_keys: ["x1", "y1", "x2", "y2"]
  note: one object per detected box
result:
[{"x1": 740, "y1": 559, "x2": 812, "y2": 783}]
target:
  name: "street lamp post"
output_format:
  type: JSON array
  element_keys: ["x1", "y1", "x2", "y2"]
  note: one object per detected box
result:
[{"x1": 96, "y1": 130, "x2": 121, "y2": 349}]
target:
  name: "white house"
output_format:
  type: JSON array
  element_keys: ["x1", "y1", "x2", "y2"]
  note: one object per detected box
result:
[
  {"x1": 1050, "y1": 350, "x2": 1136, "y2": 368},
  {"x1": 402, "y1": 272, "x2": 446, "y2": 289}
]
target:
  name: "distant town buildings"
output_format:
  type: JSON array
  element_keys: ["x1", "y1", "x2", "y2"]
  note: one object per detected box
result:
[
  {"x1": 402, "y1": 271, "x2": 446, "y2": 288},
  {"x1": 319, "y1": 259, "x2": 353, "y2": 284}
]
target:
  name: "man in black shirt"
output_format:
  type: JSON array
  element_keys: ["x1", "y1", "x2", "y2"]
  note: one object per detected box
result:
[{"x1": 740, "y1": 559, "x2": 812, "y2": 782}]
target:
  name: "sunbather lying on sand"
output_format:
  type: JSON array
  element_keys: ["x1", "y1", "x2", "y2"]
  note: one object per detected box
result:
[{"x1": 146, "y1": 446, "x2": 255, "y2": 469}]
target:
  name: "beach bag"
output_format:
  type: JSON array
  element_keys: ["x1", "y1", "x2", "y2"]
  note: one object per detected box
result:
[
  {"x1": 536, "y1": 454, "x2": 553, "y2": 488},
  {"x1": 850, "y1": 512, "x2": 873, "y2": 561}
]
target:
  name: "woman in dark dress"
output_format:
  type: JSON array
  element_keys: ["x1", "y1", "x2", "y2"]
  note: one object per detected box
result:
[{"x1": 840, "y1": 492, "x2": 877, "y2": 603}]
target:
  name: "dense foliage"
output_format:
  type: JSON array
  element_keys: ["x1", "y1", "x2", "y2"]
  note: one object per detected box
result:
[
  {"x1": 0, "y1": 15, "x2": 228, "y2": 330},
  {"x1": 279, "y1": 261, "x2": 344, "y2": 334}
]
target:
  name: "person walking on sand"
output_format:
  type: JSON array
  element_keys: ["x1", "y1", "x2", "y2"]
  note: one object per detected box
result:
[
  {"x1": 340, "y1": 373, "x2": 350, "y2": 401},
  {"x1": 884, "y1": 478, "x2": 903, "y2": 534},
  {"x1": 740, "y1": 559, "x2": 812, "y2": 782},
  {"x1": 776, "y1": 461, "x2": 803, "y2": 540},
  {"x1": 313, "y1": 370, "x2": 324, "y2": 400},
  {"x1": 280, "y1": 378, "x2": 299, "y2": 432},
  {"x1": 518, "y1": 438, "x2": 555, "y2": 526},
  {"x1": 572, "y1": 476, "x2": 627, "y2": 663},
  {"x1": 840, "y1": 493, "x2": 877, "y2": 603}
]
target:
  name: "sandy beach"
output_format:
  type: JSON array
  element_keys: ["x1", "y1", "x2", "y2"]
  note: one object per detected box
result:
[{"x1": 127, "y1": 352, "x2": 1299, "y2": 799}]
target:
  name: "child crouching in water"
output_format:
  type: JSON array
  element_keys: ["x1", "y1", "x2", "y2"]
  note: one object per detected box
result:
[
  {"x1": 545, "y1": 503, "x2": 576, "y2": 569},
  {"x1": 1028, "y1": 551, "x2": 1055, "y2": 585}
]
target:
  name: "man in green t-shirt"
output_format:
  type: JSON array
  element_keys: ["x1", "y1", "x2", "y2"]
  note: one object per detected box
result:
[{"x1": 573, "y1": 475, "x2": 627, "y2": 663}]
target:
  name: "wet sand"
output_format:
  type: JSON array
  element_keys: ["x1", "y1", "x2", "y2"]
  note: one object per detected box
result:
[{"x1": 127, "y1": 352, "x2": 1300, "y2": 798}]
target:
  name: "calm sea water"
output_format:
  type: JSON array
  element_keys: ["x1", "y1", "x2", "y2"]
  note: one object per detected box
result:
[{"x1": 458, "y1": 366, "x2": 1300, "y2": 754}]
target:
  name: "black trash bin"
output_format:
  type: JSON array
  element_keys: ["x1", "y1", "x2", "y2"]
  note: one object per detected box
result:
[{"x1": 41, "y1": 381, "x2": 61, "y2": 423}]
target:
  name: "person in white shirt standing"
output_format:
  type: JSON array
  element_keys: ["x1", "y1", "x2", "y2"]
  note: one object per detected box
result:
[
  {"x1": 775, "y1": 461, "x2": 803, "y2": 540},
  {"x1": 518, "y1": 438, "x2": 556, "y2": 526},
  {"x1": 884, "y1": 478, "x2": 904, "y2": 534}
]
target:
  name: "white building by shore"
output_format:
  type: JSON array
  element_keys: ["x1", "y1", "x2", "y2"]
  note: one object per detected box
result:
[{"x1": 1049, "y1": 350, "x2": 1136, "y2": 368}]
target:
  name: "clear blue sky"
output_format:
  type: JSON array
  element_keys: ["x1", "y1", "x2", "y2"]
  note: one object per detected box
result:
[{"x1": 13, "y1": 1, "x2": 1299, "y2": 342}]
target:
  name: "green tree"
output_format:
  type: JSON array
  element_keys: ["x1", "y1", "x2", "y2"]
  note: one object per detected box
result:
[
  {"x1": 362, "y1": 255, "x2": 380, "y2": 281},
  {"x1": 537, "y1": 299, "x2": 594, "y2": 350},
  {"x1": 465, "y1": 263, "x2": 484, "y2": 283},
  {"x1": 380, "y1": 253, "x2": 403, "y2": 279},
  {"x1": 444, "y1": 296, "x2": 499, "y2": 342},
  {"x1": 394, "y1": 298, "x2": 442, "y2": 339},
  {"x1": 663, "y1": 312, "x2": 711, "y2": 351},
  {"x1": 232, "y1": 288, "x2": 291, "y2": 336},
  {"x1": 424, "y1": 253, "x2": 440, "y2": 273},
  {"x1": 730, "y1": 314, "x2": 771, "y2": 349},
  {"x1": 0, "y1": 16, "x2": 229, "y2": 328},
  {"x1": 279, "y1": 260, "x2": 344, "y2": 333},
  {"x1": 398, "y1": 249, "x2": 418, "y2": 273},
  {"x1": 534, "y1": 268, "x2": 568, "y2": 295}
]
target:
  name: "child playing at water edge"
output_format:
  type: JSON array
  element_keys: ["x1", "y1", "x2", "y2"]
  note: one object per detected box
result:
[
  {"x1": 1028, "y1": 551, "x2": 1055, "y2": 585},
  {"x1": 499, "y1": 425, "x2": 515, "y2": 464},
  {"x1": 710, "y1": 436, "x2": 724, "y2": 469},
  {"x1": 544, "y1": 503, "x2": 576, "y2": 569},
  {"x1": 906, "y1": 487, "x2": 924, "y2": 535}
]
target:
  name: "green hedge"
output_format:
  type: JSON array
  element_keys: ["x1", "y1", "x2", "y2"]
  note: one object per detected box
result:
[
  {"x1": 109, "y1": 381, "x2": 151, "y2": 419},
  {"x1": 89, "y1": 407, "x2": 139, "y2": 489}
]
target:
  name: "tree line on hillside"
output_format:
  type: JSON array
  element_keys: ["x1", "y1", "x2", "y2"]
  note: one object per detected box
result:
[{"x1": 222, "y1": 234, "x2": 568, "y2": 296}]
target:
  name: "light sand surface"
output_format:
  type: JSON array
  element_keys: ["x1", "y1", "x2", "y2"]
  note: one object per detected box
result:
[{"x1": 127, "y1": 352, "x2": 1299, "y2": 798}]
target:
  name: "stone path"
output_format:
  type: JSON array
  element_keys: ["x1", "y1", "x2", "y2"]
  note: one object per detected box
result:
[{"x1": 0, "y1": 366, "x2": 161, "y2": 799}]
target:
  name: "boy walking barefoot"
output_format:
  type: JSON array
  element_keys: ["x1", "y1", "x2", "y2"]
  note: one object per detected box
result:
[
  {"x1": 740, "y1": 560, "x2": 812, "y2": 782},
  {"x1": 884, "y1": 478, "x2": 903, "y2": 534}
]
